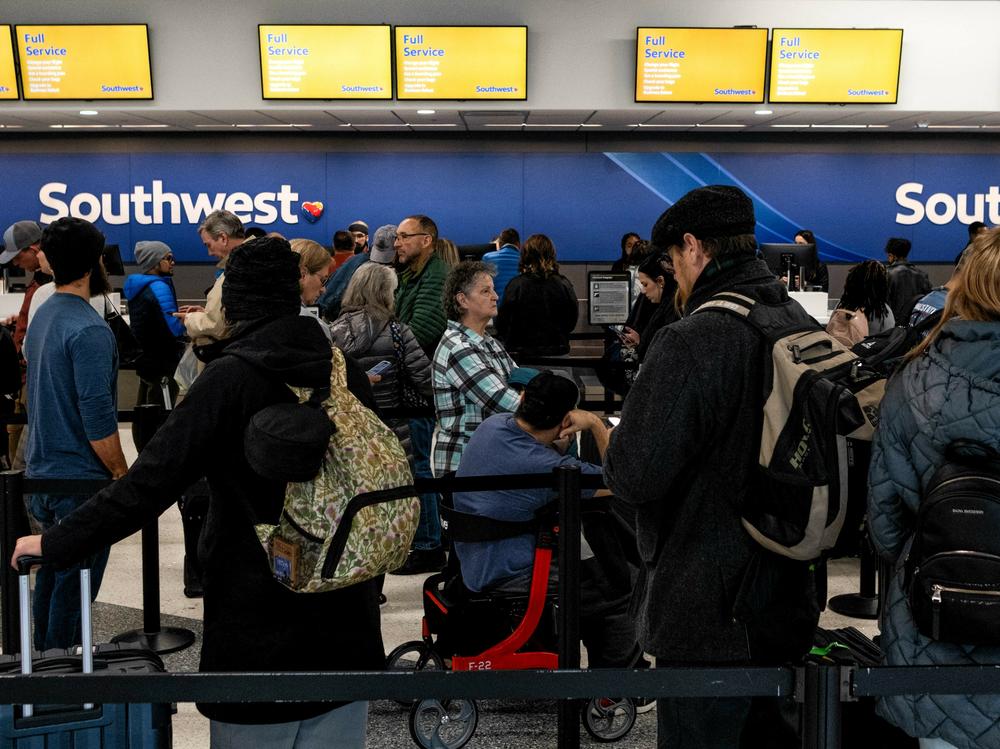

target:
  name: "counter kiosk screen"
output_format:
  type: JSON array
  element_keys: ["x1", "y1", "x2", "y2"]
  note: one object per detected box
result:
[
  {"x1": 259, "y1": 25, "x2": 391, "y2": 99},
  {"x1": 15, "y1": 24, "x2": 152, "y2": 100},
  {"x1": 768, "y1": 28, "x2": 903, "y2": 104},
  {"x1": 636, "y1": 27, "x2": 767, "y2": 103},
  {"x1": 0, "y1": 27, "x2": 18, "y2": 99},
  {"x1": 395, "y1": 26, "x2": 527, "y2": 100}
]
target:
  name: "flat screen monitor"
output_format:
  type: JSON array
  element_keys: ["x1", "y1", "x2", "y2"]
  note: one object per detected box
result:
[
  {"x1": 394, "y1": 26, "x2": 527, "y2": 100},
  {"x1": 0, "y1": 26, "x2": 18, "y2": 100},
  {"x1": 457, "y1": 243, "x2": 494, "y2": 260},
  {"x1": 102, "y1": 243, "x2": 125, "y2": 276},
  {"x1": 760, "y1": 243, "x2": 818, "y2": 286},
  {"x1": 15, "y1": 24, "x2": 153, "y2": 100},
  {"x1": 635, "y1": 27, "x2": 767, "y2": 103},
  {"x1": 258, "y1": 25, "x2": 392, "y2": 99},
  {"x1": 768, "y1": 28, "x2": 903, "y2": 104}
]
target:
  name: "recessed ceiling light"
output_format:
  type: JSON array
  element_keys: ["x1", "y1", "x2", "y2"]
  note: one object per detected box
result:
[
  {"x1": 754, "y1": 109, "x2": 773, "y2": 116},
  {"x1": 416, "y1": 109, "x2": 436, "y2": 115},
  {"x1": 79, "y1": 110, "x2": 99, "y2": 116}
]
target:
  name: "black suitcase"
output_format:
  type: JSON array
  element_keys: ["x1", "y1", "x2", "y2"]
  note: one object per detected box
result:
[{"x1": 0, "y1": 556, "x2": 172, "y2": 748}]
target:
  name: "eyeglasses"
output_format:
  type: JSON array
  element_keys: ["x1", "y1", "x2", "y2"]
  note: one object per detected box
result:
[
  {"x1": 162, "y1": 255, "x2": 175, "y2": 263},
  {"x1": 396, "y1": 232, "x2": 429, "y2": 241}
]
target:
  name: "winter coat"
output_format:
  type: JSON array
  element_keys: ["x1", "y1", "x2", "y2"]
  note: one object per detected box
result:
[
  {"x1": 495, "y1": 271, "x2": 578, "y2": 357},
  {"x1": 605, "y1": 256, "x2": 819, "y2": 662},
  {"x1": 887, "y1": 260, "x2": 932, "y2": 324},
  {"x1": 123, "y1": 274, "x2": 186, "y2": 382},
  {"x1": 395, "y1": 252, "x2": 449, "y2": 358},
  {"x1": 41, "y1": 315, "x2": 384, "y2": 725},
  {"x1": 329, "y1": 308, "x2": 432, "y2": 459},
  {"x1": 868, "y1": 319, "x2": 1000, "y2": 749}
]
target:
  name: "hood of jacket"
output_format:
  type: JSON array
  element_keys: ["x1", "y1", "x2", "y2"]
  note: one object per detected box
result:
[
  {"x1": 211, "y1": 315, "x2": 332, "y2": 389},
  {"x1": 333, "y1": 309, "x2": 390, "y2": 353},
  {"x1": 124, "y1": 273, "x2": 173, "y2": 301}
]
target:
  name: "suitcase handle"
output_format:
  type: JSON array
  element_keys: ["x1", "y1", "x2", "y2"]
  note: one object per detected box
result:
[
  {"x1": 16, "y1": 555, "x2": 94, "y2": 716},
  {"x1": 16, "y1": 554, "x2": 43, "y2": 576}
]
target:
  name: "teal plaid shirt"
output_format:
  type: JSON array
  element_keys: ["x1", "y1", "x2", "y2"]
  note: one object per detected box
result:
[{"x1": 432, "y1": 321, "x2": 520, "y2": 475}]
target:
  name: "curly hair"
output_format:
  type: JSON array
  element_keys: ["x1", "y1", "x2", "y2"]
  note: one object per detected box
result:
[{"x1": 443, "y1": 260, "x2": 495, "y2": 321}]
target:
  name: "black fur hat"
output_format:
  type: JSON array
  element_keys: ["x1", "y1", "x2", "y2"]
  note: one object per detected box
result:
[
  {"x1": 223, "y1": 236, "x2": 302, "y2": 322},
  {"x1": 651, "y1": 185, "x2": 756, "y2": 250}
]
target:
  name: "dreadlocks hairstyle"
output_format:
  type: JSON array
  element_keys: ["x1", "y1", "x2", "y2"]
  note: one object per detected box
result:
[{"x1": 839, "y1": 260, "x2": 889, "y2": 322}]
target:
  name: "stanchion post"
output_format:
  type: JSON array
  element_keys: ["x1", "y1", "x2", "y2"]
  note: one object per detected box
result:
[
  {"x1": 1, "y1": 470, "x2": 27, "y2": 655},
  {"x1": 556, "y1": 465, "x2": 581, "y2": 749},
  {"x1": 111, "y1": 404, "x2": 194, "y2": 655},
  {"x1": 800, "y1": 663, "x2": 842, "y2": 749}
]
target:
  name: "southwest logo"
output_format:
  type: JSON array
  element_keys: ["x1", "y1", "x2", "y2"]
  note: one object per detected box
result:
[{"x1": 300, "y1": 201, "x2": 324, "y2": 223}]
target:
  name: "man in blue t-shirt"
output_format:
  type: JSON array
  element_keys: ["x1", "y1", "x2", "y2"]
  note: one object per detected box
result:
[
  {"x1": 454, "y1": 372, "x2": 642, "y2": 670},
  {"x1": 24, "y1": 217, "x2": 127, "y2": 650},
  {"x1": 481, "y1": 227, "x2": 521, "y2": 303}
]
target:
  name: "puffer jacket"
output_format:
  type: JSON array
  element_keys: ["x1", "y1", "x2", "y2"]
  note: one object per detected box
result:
[
  {"x1": 329, "y1": 308, "x2": 432, "y2": 460},
  {"x1": 868, "y1": 319, "x2": 1000, "y2": 749}
]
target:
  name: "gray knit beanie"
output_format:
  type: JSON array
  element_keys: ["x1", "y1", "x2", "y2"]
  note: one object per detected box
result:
[{"x1": 134, "y1": 240, "x2": 172, "y2": 274}]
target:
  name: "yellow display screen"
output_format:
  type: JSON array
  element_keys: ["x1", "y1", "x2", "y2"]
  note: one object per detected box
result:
[
  {"x1": 395, "y1": 26, "x2": 526, "y2": 100},
  {"x1": 0, "y1": 27, "x2": 17, "y2": 100},
  {"x1": 636, "y1": 27, "x2": 767, "y2": 103},
  {"x1": 768, "y1": 28, "x2": 903, "y2": 103},
  {"x1": 259, "y1": 25, "x2": 391, "y2": 99},
  {"x1": 15, "y1": 24, "x2": 152, "y2": 100}
]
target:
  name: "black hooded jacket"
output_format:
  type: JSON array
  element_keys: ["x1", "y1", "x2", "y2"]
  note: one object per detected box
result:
[{"x1": 42, "y1": 315, "x2": 384, "y2": 724}]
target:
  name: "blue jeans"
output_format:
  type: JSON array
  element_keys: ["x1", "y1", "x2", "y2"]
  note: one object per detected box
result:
[
  {"x1": 27, "y1": 494, "x2": 110, "y2": 650},
  {"x1": 408, "y1": 417, "x2": 440, "y2": 551}
]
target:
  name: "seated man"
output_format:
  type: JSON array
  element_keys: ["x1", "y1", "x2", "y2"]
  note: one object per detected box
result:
[{"x1": 454, "y1": 371, "x2": 643, "y2": 672}]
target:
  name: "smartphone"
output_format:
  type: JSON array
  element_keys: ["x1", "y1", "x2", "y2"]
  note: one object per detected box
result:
[
  {"x1": 367, "y1": 360, "x2": 393, "y2": 376},
  {"x1": 608, "y1": 324, "x2": 625, "y2": 335}
]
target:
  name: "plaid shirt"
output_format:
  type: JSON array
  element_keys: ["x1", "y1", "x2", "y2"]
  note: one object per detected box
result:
[{"x1": 432, "y1": 321, "x2": 520, "y2": 475}]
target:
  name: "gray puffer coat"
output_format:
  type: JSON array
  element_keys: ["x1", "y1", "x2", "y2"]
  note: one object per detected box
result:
[
  {"x1": 869, "y1": 319, "x2": 1000, "y2": 749},
  {"x1": 329, "y1": 309, "x2": 432, "y2": 461}
]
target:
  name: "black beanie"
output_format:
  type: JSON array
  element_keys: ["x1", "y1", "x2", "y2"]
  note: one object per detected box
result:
[
  {"x1": 651, "y1": 185, "x2": 756, "y2": 250},
  {"x1": 222, "y1": 236, "x2": 302, "y2": 322}
]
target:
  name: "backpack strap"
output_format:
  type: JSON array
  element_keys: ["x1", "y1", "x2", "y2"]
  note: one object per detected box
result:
[{"x1": 692, "y1": 291, "x2": 756, "y2": 319}]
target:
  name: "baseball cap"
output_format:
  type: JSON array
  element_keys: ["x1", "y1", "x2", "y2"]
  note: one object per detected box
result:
[{"x1": 1, "y1": 221, "x2": 43, "y2": 265}]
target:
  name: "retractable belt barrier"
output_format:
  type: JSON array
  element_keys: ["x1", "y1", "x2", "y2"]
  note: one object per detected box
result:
[{"x1": 8, "y1": 462, "x2": 995, "y2": 748}]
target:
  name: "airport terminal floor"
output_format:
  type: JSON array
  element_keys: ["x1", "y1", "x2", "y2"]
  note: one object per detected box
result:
[{"x1": 0, "y1": 426, "x2": 877, "y2": 748}]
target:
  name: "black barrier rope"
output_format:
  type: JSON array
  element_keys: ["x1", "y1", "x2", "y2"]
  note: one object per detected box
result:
[{"x1": 0, "y1": 667, "x2": 795, "y2": 704}]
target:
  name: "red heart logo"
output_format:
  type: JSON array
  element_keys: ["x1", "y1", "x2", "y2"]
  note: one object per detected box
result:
[{"x1": 302, "y1": 201, "x2": 323, "y2": 217}]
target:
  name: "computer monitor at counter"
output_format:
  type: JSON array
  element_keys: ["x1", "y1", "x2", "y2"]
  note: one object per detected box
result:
[{"x1": 759, "y1": 242, "x2": 820, "y2": 291}]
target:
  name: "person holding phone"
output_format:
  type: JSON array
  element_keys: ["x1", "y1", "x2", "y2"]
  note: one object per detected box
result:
[{"x1": 330, "y1": 263, "x2": 432, "y2": 465}]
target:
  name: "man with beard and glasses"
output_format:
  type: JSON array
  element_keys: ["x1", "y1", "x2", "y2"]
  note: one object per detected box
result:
[{"x1": 22, "y1": 217, "x2": 127, "y2": 650}]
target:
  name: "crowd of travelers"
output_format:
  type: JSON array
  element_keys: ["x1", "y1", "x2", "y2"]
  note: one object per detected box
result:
[{"x1": 5, "y1": 194, "x2": 997, "y2": 749}]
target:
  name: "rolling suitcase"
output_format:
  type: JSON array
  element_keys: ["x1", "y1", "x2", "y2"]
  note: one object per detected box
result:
[{"x1": 0, "y1": 556, "x2": 172, "y2": 748}]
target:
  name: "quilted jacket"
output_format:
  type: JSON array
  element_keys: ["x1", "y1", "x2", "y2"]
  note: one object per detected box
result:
[
  {"x1": 329, "y1": 308, "x2": 432, "y2": 462},
  {"x1": 868, "y1": 319, "x2": 1000, "y2": 749}
]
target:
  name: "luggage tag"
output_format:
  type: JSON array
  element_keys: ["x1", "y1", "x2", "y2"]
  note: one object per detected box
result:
[{"x1": 271, "y1": 537, "x2": 300, "y2": 587}]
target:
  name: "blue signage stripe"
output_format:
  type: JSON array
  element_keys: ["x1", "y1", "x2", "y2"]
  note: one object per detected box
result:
[{"x1": 606, "y1": 151, "x2": 869, "y2": 263}]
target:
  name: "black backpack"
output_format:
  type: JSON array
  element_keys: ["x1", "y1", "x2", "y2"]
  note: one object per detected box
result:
[
  {"x1": 851, "y1": 308, "x2": 943, "y2": 378},
  {"x1": 906, "y1": 439, "x2": 1000, "y2": 645}
]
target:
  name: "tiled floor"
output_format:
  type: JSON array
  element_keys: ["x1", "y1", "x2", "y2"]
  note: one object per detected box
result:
[{"x1": 8, "y1": 428, "x2": 882, "y2": 747}]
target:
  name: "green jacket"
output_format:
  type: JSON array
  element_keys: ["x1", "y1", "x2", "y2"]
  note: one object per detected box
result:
[{"x1": 395, "y1": 252, "x2": 448, "y2": 357}]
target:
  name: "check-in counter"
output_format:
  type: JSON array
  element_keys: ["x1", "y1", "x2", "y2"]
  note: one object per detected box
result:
[{"x1": 788, "y1": 291, "x2": 830, "y2": 325}]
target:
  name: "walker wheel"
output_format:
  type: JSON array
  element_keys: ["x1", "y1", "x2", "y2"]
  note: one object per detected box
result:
[
  {"x1": 386, "y1": 640, "x2": 445, "y2": 706},
  {"x1": 409, "y1": 698, "x2": 478, "y2": 749},
  {"x1": 582, "y1": 697, "x2": 637, "y2": 742}
]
